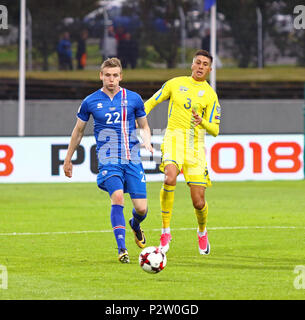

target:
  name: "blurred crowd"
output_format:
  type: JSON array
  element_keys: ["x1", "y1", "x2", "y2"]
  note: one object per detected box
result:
[{"x1": 56, "y1": 25, "x2": 139, "y2": 71}]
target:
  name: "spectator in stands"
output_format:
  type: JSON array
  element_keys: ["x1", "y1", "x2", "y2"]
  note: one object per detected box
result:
[
  {"x1": 76, "y1": 29, "x2": 88, "y2": 70},
  {"x1": 101, "y1": 25, "x2": 117, "y2": 60},
  {"x1": 57, "y1": 31, "x2": 73, "y2": 70},
  {"x1": 115, "y1": 26, "x2": 127, "y2": 42},
  {"x1": 201, "y1": 29, "x2": 210, "y2": 52},
  {"x1": 115, "y1": 26, "x2": 127, "y2": 64},
  {"x1": 118, "y1": 32, "x2": 138, "y2": 69},
  {"x1": 201, "y1": 28, "x2": 222, "y2": 68}
]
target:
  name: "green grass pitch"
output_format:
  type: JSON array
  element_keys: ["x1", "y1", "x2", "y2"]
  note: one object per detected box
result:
[{"x1": 0, "y1": 180, "x2": 304, "y2": 300}]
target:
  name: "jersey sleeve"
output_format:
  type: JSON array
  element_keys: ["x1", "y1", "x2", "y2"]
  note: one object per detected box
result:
[
  {"x1": 144, "y1": 79, "x2": 172, "y2": 115},
  {"x1": 134, "y1": 93, "x2": 146, "y2": 119},
  {"x1": 200, "y1": 93, "x2": 221, "y2": 137},
  {"x1": 205, "y1": 93, "x2": 221, "y2": 125},
  {"x1": 77, "y1": 99, "x2": 90, "y2": 122}
]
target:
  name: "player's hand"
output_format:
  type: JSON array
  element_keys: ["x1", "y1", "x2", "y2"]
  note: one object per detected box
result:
[
  {"x1": 63, "y1": 160, "x2": 73, "y2": 178},
  {"x1": 192, "y1": 108, "x2": 202, "y2": 127},
  {"x1": 142, "y1": 142, "x2": 154, "y2": 155}
]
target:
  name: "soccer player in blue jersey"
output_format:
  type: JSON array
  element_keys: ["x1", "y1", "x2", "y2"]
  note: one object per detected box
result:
[{"x1": 63, "y1": 58, "x2": 153, "y2": 263}]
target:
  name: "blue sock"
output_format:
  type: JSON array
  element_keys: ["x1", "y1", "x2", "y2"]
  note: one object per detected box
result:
[
  {"x1": 110, "y1": 205, "x2": 126, "y2": 253},
  {"x1": 131, "y1": 208, "x2": 147, "y2": 231}
]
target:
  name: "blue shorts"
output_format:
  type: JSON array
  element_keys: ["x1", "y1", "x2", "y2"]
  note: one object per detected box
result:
[{"x1": 97, "y1": 162, "x2": 147, "y2": 199}]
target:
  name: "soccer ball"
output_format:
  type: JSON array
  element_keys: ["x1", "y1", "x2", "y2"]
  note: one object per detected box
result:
[{"x1": 139, "y1": 246, "x2": 167, "y2": 274}]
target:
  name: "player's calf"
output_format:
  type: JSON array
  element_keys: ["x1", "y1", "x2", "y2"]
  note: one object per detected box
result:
[
  {"x1": 129, "y1": 218, "x2": 146, "y2": 249},
  {"x1": 129, "y1": 208, "x2": 147, "y2": 248}
]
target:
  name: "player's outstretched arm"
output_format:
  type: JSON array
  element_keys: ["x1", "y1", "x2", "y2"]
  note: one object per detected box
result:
[
  {"x1": 144, "y1": 81, "x2": 171, "y2": 115},
  {"x1": 136, "y1": 116, "x2": 153, "y2": 154},
  {"x1": 63, "y1": 118, "x2": 87, "y2": 178}
]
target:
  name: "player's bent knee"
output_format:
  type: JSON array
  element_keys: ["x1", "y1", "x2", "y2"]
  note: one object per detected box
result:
[
  {"x1": 164, "y1": 177, "x2": 176, "y2": 186},
  {"x1": 164, "y1": 165, "x2": 178, "y2": 186},
  {"x1": 133, "y1": 205, "x2": 147, "y2": 216},
  {"x1": 192, "y1": 199, "x2": 205, "y2": 210},
  {"x1": 111, "y1": 190, "x2": 124, "y2": 206},
  {"x1": 164, "y1": 172, "x2": 177, "y2": 186},
  {"x1": 136, "y1": 207, "x2": 147, "y2": 216}
]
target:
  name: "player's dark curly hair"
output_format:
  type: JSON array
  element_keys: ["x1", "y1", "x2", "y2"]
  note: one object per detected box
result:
[{"x1": 194, "y1": 50, "x2": 213, "y2": 64}]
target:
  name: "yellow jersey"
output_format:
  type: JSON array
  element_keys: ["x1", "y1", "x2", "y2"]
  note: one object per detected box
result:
[
  {"x1": 144, "y1": 76, "x2": 221, "y2": 139},
  {"x1": 145, "y1": 76, "x2": 220, "y2": 185}
]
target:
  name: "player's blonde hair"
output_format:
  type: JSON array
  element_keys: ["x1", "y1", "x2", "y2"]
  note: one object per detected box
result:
[{"x1": 100, "y1": 57, "x2": 122, "y2": 72}]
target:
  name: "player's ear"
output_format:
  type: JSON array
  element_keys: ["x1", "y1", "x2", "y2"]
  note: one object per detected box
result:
[{"x1": 99, "y1": 71, "x2": 103, "y2": 81}]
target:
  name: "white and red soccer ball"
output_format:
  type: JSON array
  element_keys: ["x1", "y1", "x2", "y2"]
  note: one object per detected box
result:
[{"x1": 139, "y1": 246, "x2": 167, "y2": 274}]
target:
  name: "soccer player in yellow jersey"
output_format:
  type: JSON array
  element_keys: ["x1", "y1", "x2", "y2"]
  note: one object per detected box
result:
[{"x1": 144, "y1": 50, "x2": 221, "y2": 255}]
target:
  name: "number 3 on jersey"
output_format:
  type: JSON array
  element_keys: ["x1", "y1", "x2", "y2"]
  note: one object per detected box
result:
[
  {"x1": 105, "y1": 112, "x2": 120, "y2": 124},
  {"x1": 184, "y1": 98, "x2": 192, "y2": 109}
]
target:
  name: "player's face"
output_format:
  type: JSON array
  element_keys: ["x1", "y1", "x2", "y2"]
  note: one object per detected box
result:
[
  {"x1": 100, "y1": 67, "x2": 122, "y2": 92},
  {"x1": 191, "y1": 55, "x2": 212, "y2": 81}
]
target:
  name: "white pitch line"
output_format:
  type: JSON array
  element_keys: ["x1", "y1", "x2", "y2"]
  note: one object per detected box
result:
[{"x1": 0, "y1": 226, "x2": 303, "y2": 237}]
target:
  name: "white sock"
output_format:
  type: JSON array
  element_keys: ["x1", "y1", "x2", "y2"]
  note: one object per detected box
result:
[
  {"x1": 198, "y1": 228, "x2": 207, "y2": 237},
  {"x1": 162, "y1": 228, "x2": 170, "y2": 234}
]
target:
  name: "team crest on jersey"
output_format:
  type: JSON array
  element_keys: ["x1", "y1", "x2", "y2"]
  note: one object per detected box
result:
[
  {"x1": 102, "y1": 170, "x2": 108, "y2": 176},
  {"x1": 122, "y1": 99, "x2": 128, "y2": 107},
  {"x1": 179, "y1": 86, "x2": 189, "y2": 92},
  {"x1": 198, "y1": 90, "x2": 205, "y2": 97},
  {"x1": 97, "y1": 103, "x2": 103, "y2": 109}
]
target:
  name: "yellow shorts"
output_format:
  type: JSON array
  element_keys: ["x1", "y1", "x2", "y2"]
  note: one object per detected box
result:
[{"x1": 159, "y1": 130, "x2": 212, "y2": 187}]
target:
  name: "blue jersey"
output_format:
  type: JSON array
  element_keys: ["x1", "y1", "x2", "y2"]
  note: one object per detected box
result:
[{"x1": 77, "y1": 88, "x2": 146, "y2": 164}]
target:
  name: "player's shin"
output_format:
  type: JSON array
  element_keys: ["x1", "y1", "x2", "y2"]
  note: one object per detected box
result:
[
  {"x1": 110, "y1": 204, "x2": 126, "y2": 252},
  {"x1": 195, "y1": 201, "x2": 208, "y2": 234},
  {"x1": 160, "y1": 183, "x2": 176, "y2": 230},
  {"x1": 130, "y1": 207, "x2": 147, "y2": 231}
]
